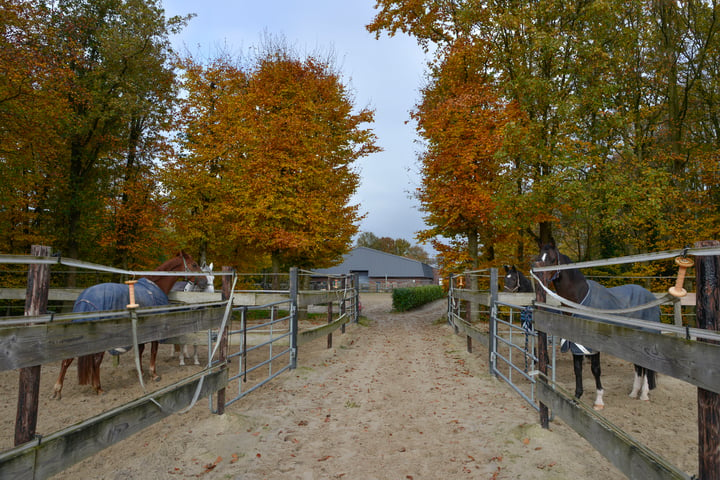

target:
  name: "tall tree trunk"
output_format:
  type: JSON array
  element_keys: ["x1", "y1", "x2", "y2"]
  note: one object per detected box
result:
[{"x1": 271, "y1": 250, "x2": 282, "y2": 289}]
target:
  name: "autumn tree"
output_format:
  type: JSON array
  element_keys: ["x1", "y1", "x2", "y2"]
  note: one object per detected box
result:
[
  {"x1": 412, "y1": 37, "x2": 524, "y2": 273},
  {"x1": 165, "y1": 43, "x2": 380, "y2": 275},
  {"x1": 0, "y1": 0, "x2": 189, "y2": 276},
  {"x1": 355, "y1": 231, "x2": 431, "y2": 263},
  {"x1": 0, "y1": 1, "x2": 70, "y2": 253},
  {"x1": 50, "y1": 0, "x2": 186, "y2": 273},
  {"x1": 370, "y1": 0, "x2": 720, "y2": 274}
]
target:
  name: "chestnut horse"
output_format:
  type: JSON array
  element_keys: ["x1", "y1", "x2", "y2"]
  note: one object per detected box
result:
[{"x1": 51, "y1": 251, "x2": 207, "y2": 399}]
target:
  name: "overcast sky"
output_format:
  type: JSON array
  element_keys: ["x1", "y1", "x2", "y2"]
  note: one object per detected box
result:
[{"x1": 162, "y1": 0, "x2": 434, "y2": 252}]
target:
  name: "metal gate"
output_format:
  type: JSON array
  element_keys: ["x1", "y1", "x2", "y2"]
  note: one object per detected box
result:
[
  {"x1": 447, "y1": 268, "x2": 556, "y2": 412},
  {"x1": 207, "y1": 269, "x2": 359, "y2": 411},
  {"x1": 219, "y1": 299, "x2": 295, "y2": 408},
  {"x1": 490, "y1": 300, "x2": 556, "y2": 412}
]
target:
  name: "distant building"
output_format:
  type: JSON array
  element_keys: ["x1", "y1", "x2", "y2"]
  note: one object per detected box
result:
[{"x1": 312, "y1": 247, "x2": 438, "y2": 290}]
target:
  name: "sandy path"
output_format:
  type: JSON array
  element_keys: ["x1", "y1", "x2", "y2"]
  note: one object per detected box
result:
[{"x1": 53, "y1": 293, "x2": 624, "y2": 479}]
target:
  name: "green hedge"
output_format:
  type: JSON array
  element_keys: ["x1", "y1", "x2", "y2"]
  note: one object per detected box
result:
[{"x1": 392, "y1": 285, "x2": 445, "y2": 312}]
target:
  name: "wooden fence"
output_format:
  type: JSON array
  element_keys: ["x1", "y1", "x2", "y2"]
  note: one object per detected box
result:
[
  {"x1": 447, "y1": 244, "x2": 720, "y2": 480},
  {"x1": 0, "y1": 251, "x2": 359, "y2": 479}
]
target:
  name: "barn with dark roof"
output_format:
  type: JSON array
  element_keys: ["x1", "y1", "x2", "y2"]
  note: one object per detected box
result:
[{"x1": 312, "y1": 247, "x2": 437, "y2": 290}]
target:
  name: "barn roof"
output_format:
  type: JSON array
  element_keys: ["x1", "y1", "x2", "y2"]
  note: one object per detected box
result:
[{"x1": 312, "y1": 247, "x2": 434, "y2": 279}]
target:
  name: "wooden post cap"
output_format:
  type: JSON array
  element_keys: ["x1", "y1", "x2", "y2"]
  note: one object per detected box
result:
[
  {"x1": 125, "y1": 280, "x2": 139, "y2": 308},
  {"x1": 668, "y1": 256, "x2": 694, "y2": 298}
]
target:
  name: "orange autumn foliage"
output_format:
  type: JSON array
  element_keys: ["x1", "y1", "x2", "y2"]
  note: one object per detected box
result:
[{"x1": 165, "y1": 47, "x2": 380, "y2": 271}]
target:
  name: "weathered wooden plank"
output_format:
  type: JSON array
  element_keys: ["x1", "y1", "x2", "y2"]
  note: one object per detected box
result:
[
  {"x1": 232, "y1": 292, "x2": 290, "y2": 306},
  {"x1": 0, "y1": 288, "x2": 355, "y2": 308},
  {"x1": 0, "y1": 368, "x2": 228, "y2": 480},
  {"x1": 447, "y1": 316, "x2": 489, "y2": 349},
  {"x1": 0, "y1": 305, "x2": 227, "y2": 371},
  {"x1": 534, "y1": 309, "x2": 720, "y2": 394},
  {"x1": 537, "y1": 379, "x2": 690, "y2": 480},
  {"x1": 168, "y1": 291, "x2": 221, "y2": 303},
  {"x1": 298, "y1": 316, "x2": 350, "y2": 346},
  {"x1": 496, "y1": 292, "x2": 536, "y2": 306},
  {"x1": 453, "y1": 289, "x2": 490, "y2": 305}
]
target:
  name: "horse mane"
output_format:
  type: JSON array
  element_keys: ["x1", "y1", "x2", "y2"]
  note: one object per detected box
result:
[
  {"x1": 542, "y1": 245, "x2": 589, "y2": 302},
  {"x1": 143, "y1": 252, "x2": 191, "y2": 293}
]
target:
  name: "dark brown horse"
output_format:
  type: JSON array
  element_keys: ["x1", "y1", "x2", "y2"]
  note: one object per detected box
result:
[
  {"x1": 536, "y1": 243, "x2": 660, "y2": 409},
  {"x1": 503, "y1": 265, "x2": 533, "y2": 293},
  {"x1": 51, "y1": 251, "x2": 207, "y2": 399}
]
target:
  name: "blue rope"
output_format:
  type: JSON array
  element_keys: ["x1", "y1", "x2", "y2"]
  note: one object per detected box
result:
[{"x1": 521, "y1": 307, "x2": 533, "y2": 372}]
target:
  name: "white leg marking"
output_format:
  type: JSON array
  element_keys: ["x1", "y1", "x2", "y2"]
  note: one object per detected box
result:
[
  {"x1": 594, "y1": 389, "x2": 605, "y2": 410},
  {"x1": 629, "y1": 371, "x2": 641, "y2": 399},
  {"x1": 639, "y1": 374, "x2": 650, "y2": 401}
]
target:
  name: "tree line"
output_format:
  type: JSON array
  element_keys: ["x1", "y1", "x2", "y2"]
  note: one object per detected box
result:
[
  {"x1": 355, "y1": 232, "x2": 432, "y2": 264},
  {"x1": 0, "y1": 0, "x2": 379, "y2": 283},
  {"x1": 368, "y1": 0, "x2": 720, "y2": 277}
]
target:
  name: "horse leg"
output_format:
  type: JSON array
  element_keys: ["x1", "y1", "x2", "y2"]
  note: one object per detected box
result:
[
  {"x1": 631, "y1": 365, "x2": 653, "y2": 401},
  {"x1": 572, "y1": 354, "x2": 584, "y2": 399},
  {"x1": 630, "y1": 365, "x2": 645, "y2": 399},
  {"x1": 91, "y1": 352, "x2": 105, "y2": 395},
  {"x1": 177, "y1": 344, "x2": 190, "y2": 367},
  {"x1": 52, "y1": 358, "x2": 74, "y2": 400},
  {"x1": 193, "y1": 344, "x2": 199, "y2": 365},
  {"x1": 150, "y1": 341, "x2": 161, "y2": 382},
  {"x1": 589, "y1": 353, "x2": 604, "y2": 410}
]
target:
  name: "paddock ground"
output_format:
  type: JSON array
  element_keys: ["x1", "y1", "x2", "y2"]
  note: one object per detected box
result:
[{"x1": 0, "y1": 293, "x2": 698, "y2": 479}]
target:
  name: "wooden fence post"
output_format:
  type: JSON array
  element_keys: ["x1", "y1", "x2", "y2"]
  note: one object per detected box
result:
[
  {"x1": 216, "y1": 266, "x2": 233, "y2": 415},
  {"x1": 15, "y1": 245, "x2": 51, "y2": 446},
  {"x1": 532, "y1": 260, "x2": 550, "y2": 430},
  {"x1": 695, "y1": 239, "x2": 720, "y2": 480},
  {"x1": 465, "y1": 273, "x2": 474, "y2": 353}
]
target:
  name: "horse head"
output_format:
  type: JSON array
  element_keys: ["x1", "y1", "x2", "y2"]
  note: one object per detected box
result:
[
  {"x1": 536, "y1": 242, "x2": 568, "y2": 286},
  {"x1": 176, "y1": 251, "x2": 208, "y2": 290},
  {"x1": 503, "y1": 265, "x2": 527, "y2": 292}
]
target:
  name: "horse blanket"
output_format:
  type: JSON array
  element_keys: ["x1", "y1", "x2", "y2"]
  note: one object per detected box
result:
[
  {"x1": 561, "y1": 279, "x2": 660, "y2": 355},
  {"x1": 73, "y1": 277, "x2": 169, "y2": 354}
]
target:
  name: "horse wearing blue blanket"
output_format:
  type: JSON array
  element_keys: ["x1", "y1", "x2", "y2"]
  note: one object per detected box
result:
[
  {"x1": 537, "y1": 243, "x2": 660, "y2": 410},
  {"x1": 51, "y1": 252, "x2": 207, "y2": 399}
]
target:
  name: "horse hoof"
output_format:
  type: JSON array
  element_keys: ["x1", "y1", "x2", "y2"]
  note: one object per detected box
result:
[
  {"x1": 51, "y1": 391, "x2": 61, "y2": 400},
  {"x1": 593, "y1": 404, "x2": 604, "y2": 411},
  {"x1": 153, "y1": 375, "x2": 162, "y2": 383}
]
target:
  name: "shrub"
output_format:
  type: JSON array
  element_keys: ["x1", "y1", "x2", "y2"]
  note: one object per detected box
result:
[{"x1": 392, "y1": 285, "x2": 445, "y2": 312}]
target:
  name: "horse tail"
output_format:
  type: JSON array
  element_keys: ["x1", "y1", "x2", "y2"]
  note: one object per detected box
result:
[
  {"x1": 635, "y1": 365, "x2": 657, "y2": 390},
  {"x1": 647, "y1": 369, "x2": 657, "y2": 390},
  {"x1": 77, "y1": 354, "x2": 95, "y2": 385}
]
